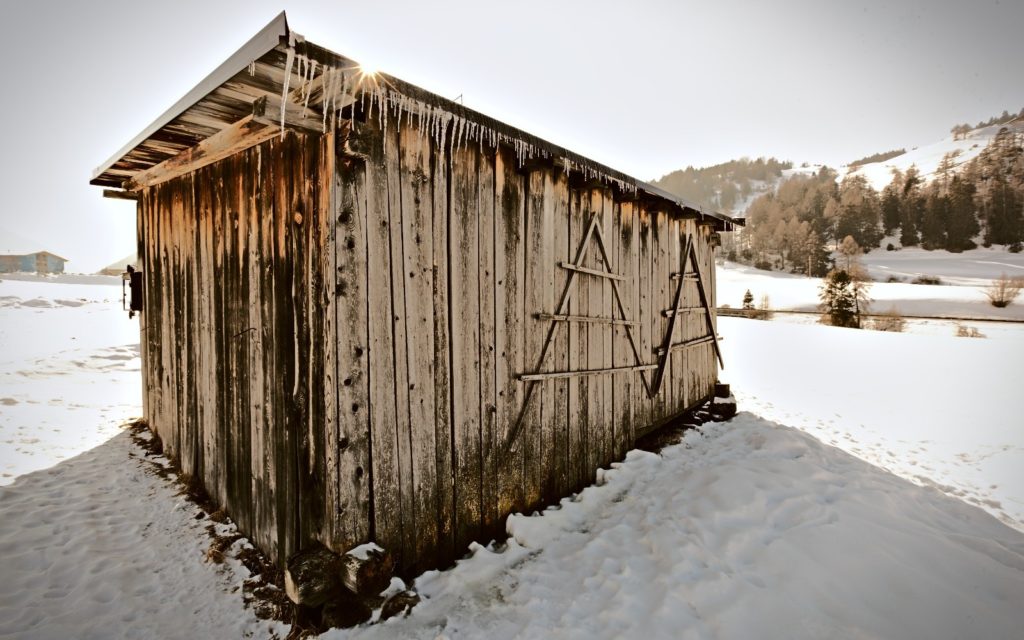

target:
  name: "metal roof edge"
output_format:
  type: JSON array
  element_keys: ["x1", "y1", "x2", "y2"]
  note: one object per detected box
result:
[{"x1": 90, "y1": 11, "x2": 290, "y2": 184}]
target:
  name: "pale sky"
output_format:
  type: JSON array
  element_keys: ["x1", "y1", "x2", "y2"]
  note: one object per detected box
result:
[{"x1": 0, "y1": 0, "x2": 1021, "y2": 272}]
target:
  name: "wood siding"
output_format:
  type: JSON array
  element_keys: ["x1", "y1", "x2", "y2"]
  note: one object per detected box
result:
[{"x1": 138, "y1": 111, "x2": 720, "y2": 575}]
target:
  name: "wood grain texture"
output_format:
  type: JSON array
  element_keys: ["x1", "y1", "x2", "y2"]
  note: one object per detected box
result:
[{"x1": 135, "y1": 122, "x2": 724, "y2": 575}]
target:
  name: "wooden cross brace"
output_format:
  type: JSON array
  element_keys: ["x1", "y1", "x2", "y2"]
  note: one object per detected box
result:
[{"x1": 499, "y1": 212, "x2": 652, "y2": 455}]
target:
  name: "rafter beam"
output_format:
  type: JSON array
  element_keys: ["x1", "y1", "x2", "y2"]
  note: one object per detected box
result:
[{"x1": 123, "y1": 115, "x2": 279, "y2": 191}]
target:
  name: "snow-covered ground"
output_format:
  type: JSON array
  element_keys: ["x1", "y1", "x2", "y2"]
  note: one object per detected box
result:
[
  {"x1": 859, "y1": 244, "x2": 1024, "y2": 286},
  {"x1": 0, "y1": 277, "x2": 141, "y2": 484},
  {"x1": 718, "y1": 254, "x2": 1024, "y2": 321},
  {"x1": 2, "y1": 276, "x2": 1023, "y2": 639}
]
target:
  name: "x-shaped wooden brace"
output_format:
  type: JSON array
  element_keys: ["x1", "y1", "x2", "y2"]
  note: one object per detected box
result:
[
  {"x1": 499, "y1": 212, "x2": 652, "y2": 455},
  {"x1": 650, "y1": 230, "x2": 724, "y2": 397}
]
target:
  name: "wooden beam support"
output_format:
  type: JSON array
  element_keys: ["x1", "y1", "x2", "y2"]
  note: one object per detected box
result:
[
  {"x1": 660, "y1": 306, "x2": 706, "y2": 318},
  {"x1": 252, "y1": 94, "x2": 326, "y2": 134},
  {"x1": 557, "y1": 261, "x2": 625, "y2": 281},
  {"x1": 103, "y1": 189, "x2": 138, "y2": 201},
  {"x1": 535, "y1": 313, "x2": 638, "y2": 326},
  {"x1": 669, "y1": 272, "x2": 699, "y2": 281},
  {"x1": 653, "y1": 335, "x2": 721, "y2": 356},
  {"x1": 123, "y1": 115, "x2": 279, "y2": 191},
  {"x1": 519, "y1": 363, "x2": 658, "y2": 382}
]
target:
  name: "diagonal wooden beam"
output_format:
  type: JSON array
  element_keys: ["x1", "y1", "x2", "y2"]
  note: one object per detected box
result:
[
  {"x1": 592, "y1": 223, "x2": 652, "y2": 398},
  {"x1": 503, "y1": 213, "x2": 601, "y2": 454},
  {"x1": 123, "y1": 115, "x2": 279, "y2": 191},
  {"x1": 688, "y1": 240, "x2": 725, "y2": 369},
  {"x1": 651, "y1": 233, "x2": 692, "y2": 396}
]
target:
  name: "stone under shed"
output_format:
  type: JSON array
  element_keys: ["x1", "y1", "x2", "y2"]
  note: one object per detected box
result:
[{"x1": 91, "y1": 11, "x2": 741, "y2": 583}]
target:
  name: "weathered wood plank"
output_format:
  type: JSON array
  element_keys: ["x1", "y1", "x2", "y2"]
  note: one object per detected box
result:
[
  {"x1": 250, "y1": 143, "x2": 273, "y2": 557},
  {"x1": 361, "y1": 116, "x2": 405, "y2": 565},
  {"x1": 550, "y1": 171, "x2": 570, "y2": 498},
  {"x1": 450, "y1": 140, "x2": 483, "y2": 547},
  {"x1": 599, "y1": 189, "x2": 614, "y2": 467},
  {"x1": 382, "y1": 116, "x2": 415, "y2": 568},
  {"x1": 522, "y1": 169, "x2": 548, "y2": 507},
  {"x1": 567, "y1": 188, "x2": 588, "y2": 492},
  {"x1": 614, "y1": 202, "x2": 635, "y2": 459},
  {"x1": 477, "y1": 144, "x2": 500, "y2": 541},
  {"x1": 431, "y1": 123, "x2": 454, "y2": 565},
  {"x1": 334, "y1": 138, "x2": 372, "y2": 549},
  {"x1": 398, "y1": 122, "x2": 440, "y2": 571},
  {"x1": 493, "y1": 146, "x2": 526, "y2": 519}
]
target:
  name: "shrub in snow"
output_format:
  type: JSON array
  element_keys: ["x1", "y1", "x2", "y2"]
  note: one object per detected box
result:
[
  {"x1": 912, "y1": 275, "x2": 942, "y2": 285},
  {"x1": 984, "y1": 273, "x2": 1024, "y2": 308},
  {"x1": 869, "y1": 307, "x2": 906, "y2": 332},
  {"x1": 954, "y1": 323, "x2": 985, "y2": 338}
]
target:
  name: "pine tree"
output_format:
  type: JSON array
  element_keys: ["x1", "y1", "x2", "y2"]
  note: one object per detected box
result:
[
  {"x1": 920, "y1": 184, "x2": 949, "y2": 250},
  {"x1": 945, "y1": 175, "x2": 979, "y2": 251},
  {"x1": 881, "y1": 181, "x2": 902, "y2": 235},
  {"x1": 819, "y1": 270, "x2": 859, "y2": 328},
  {"x1": 742, "y1": 289, "x2": 754, "y2": 310},
  {"x1": 900, "y1": 167, "x2": 923, "y2": 246}
]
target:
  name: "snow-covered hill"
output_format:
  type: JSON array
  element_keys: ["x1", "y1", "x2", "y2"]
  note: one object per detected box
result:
[{"x1": 843, "y1": 119, "x2": 1024, "y2": 191}]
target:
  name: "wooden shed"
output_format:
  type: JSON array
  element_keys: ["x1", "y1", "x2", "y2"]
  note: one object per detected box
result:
[{"x1": 91, "y1": 12, "x2": 740, "y2": 575}]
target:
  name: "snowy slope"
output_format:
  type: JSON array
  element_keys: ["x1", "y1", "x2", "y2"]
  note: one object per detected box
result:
[{"x1": 843, "y1": 120, "x2": 1023, "y2": 191}]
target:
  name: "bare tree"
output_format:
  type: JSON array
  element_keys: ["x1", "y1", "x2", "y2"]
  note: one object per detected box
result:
[{"x1": 985, "y1": 273, "x2": 1024, "y2": 308}]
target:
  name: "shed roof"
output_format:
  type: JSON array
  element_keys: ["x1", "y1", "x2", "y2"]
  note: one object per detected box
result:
[
  {"x1": 0, "y1": 251, "x2": 69, "y2": 262},
  {"x1": 91, "y1": 11, "x2": 740, "y2": 229}
]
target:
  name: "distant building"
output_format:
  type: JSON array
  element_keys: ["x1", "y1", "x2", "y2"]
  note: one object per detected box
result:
[
  {"x1": 97, "y1": 254, "x2": 137, "y2": 276},
  {"x1": 0, "y1": 252, "x2": 68, "y2": 274}
]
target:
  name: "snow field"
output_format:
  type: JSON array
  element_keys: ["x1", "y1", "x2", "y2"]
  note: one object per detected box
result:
[
  {"x1": 717, "y1": 257, "x2": 1024, "y2": 321},
  {"x1": 327, "y1": 417, "x2": 1024, "y2": 639},
  {"x1": 717, "y1": 316, "x2": 1024, "y2": 531},
  {"x1": 0, "y1": 278, "x2": 142, "y2": 484}
]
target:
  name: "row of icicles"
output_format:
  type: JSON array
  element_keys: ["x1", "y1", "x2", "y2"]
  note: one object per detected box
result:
[{"x1": 259, "y1": 47, "x2": 637, "y2": 195}]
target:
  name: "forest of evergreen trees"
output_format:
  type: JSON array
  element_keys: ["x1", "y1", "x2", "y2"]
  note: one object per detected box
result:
[
  {"x1": 727, "y1": 123, "x2": 1024, "y2": 275},
  {"x1": 651, "y1": 157, "x2": 792, "y2": 213}
]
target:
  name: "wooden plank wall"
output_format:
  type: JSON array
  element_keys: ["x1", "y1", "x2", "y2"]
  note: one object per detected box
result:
[
  {"x1": 337, "y1": 110, "x2": 720, "y2": 573},
  {"x1": 139, "y1": 131, "x2": 336, "y2": 566},
  {"x1": 137, "y1": 109, "x2": 720, "y2": 575}
]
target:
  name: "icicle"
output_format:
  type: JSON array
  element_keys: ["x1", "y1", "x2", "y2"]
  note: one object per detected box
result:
[
  {"x1": 248, "y1": 60, "x2": 256, "y2": 76},
  {"x1": 280, "y1": 46, "x2": 296, "y2": 139},
  {"x1": 321, "y1": 66, "x2": 335, "y2": 132},
  {"x1": 302, "y1": 59, "x2": 317, "y2": 117},
  {"x1": 341, "y1": 72, "x2": 352, "y2": 130}
]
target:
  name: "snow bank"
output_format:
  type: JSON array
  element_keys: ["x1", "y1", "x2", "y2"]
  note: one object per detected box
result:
[{"x1": 328, "y1": 417, "x2": 1024, "y2": 639}]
